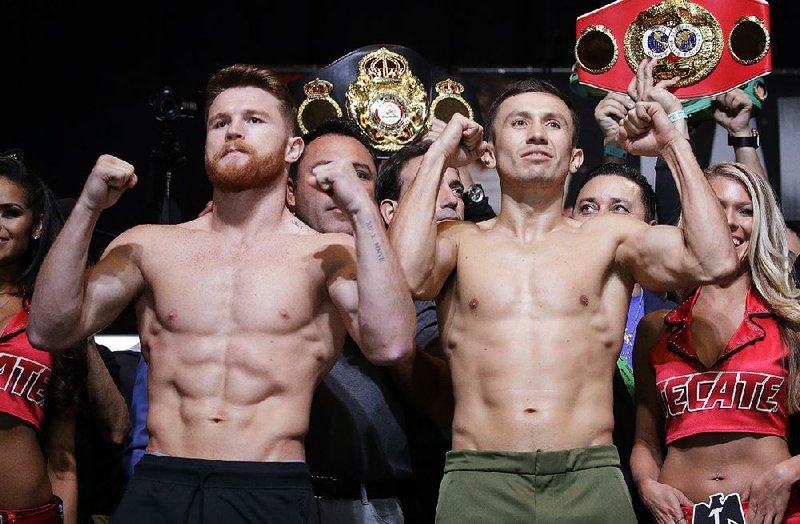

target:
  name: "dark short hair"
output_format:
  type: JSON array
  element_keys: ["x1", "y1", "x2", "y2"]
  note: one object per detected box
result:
[
  {"x1": 576, "y1": 163, "x2": 656, "y2": 223},
  {"x1": 376, "y1": 139, "x2": 433, "y2": 202},
  {"x1": 205, "y1": 64, "x2": 297, "y2": 133},
  {"x1": 485, "y1": 78, "x2": 580, "y2": 148},
  {"x1": 289, "y1": 117, "x2": 378, "y2": 186}
]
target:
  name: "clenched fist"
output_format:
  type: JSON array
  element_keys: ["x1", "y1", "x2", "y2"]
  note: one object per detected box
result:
[{"x1": 79, "y1": 155, "x2": 137, "y2": 213}]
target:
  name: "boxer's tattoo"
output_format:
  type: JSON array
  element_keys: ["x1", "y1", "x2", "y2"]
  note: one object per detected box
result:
[{"x1": 365, "y1": 220, "x2": 386, "y2": 262}]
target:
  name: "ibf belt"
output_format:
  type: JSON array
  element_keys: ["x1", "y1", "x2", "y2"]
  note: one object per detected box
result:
[{"x1": 574, "y1": 0, "x2": 771, "y2": 99}]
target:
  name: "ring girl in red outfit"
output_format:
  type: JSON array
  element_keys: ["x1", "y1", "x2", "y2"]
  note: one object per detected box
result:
[
  {"x1": 0, "y1": 151, "x2": 83, "y2": 523},
  {"x1": 632, "y1": 161, "x2": 800, "y2": 524}
]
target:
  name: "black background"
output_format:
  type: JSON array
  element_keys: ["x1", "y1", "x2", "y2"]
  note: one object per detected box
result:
[{"x1": 1, "y1": 0, "x2": 795, "y2": 332}]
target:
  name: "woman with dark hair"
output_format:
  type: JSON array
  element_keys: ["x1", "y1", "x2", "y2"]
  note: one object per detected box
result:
[
  {"x1": 0, "y1": 150, "x2": 83, "y2": 523},
  {"x1": 632, "y1": 161, "x2": 800, "y2": 524}
]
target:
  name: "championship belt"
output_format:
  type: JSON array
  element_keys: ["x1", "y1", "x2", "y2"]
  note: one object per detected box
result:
[
  {"x1": 345, "y1": 47, "x2": 429, "y2": 153},
  {"x1": 289, "y1": 44, "x2": 480, "y2": 158},
  {"x1": 574, "y1": 0, "x2": 771, "y2": 99}
]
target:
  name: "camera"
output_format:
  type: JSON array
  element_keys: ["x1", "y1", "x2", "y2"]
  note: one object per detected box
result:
[{"x1": 149, "y1": 86, "x2": 197, "y2": 122}]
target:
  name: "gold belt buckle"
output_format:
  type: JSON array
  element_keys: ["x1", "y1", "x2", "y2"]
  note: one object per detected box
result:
[
  {"x1": 345, "y1": 47, "x2": 428, "y2": 153},
  {"x1": 624, "y1": 0, "x2": 724, "y2": 86}
]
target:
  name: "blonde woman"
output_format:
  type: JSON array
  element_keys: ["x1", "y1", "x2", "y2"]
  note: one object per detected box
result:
[{"x1": 632, "y1": 161, "x2": 800, "y2": 524}]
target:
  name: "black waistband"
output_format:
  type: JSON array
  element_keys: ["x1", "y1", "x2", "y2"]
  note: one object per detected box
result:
[
  {"x1": 135, "y1": 454, "x2": 312, "y2": 489},
  {"x1": 311, "y1": 476, "x2": 411, "y2": 500}
]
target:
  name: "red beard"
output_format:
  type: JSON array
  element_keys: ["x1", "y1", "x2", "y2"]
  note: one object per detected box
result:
[{"x1": 206, "y1": 141, "x2": 285, "y2": 192}]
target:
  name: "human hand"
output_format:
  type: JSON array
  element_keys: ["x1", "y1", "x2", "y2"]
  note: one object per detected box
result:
[
  {"x1": 594, "y1": 91, "x2": 635, "y2": 146},
  {"x1": 744, "y1": 462, "x2": 795, "y2": 524},
  {"x1": 628, "y1": 59, "x2": 682, "y2": 112},
  {"x1": 79, "y1": 155, "x2": 137, "y2": 213},
  {"x1": 628, "y1": 58, "x2": 687, "y2": 139},
  {"x1": 617, "y1": 101, "x2": 682, "y2": 157},
  {"x1": 713, "y1": 88, "x2": 754, "y2": 136},
  {"x1": 428, "y1": 113, "x2": 487, "y2": 169},
  {"x1": 308, "y1": 159, "x2": 373, "y2": 217},
  {"x1": 427, "y1": 117, "x2": 447, "y2": 142},
  {"x1": 638, "y1": 478, "x2": 692, "y2": 524}
]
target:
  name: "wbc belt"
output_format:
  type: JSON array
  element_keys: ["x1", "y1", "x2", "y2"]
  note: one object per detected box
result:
[{"x1": 574, "y1": 0, "x2": 771, "y2": 99}]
